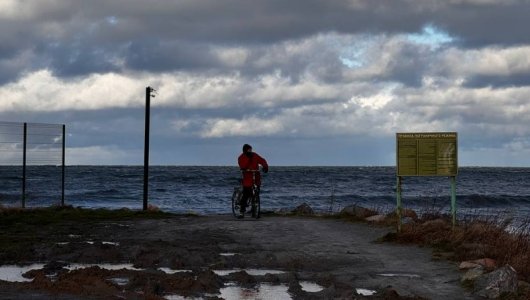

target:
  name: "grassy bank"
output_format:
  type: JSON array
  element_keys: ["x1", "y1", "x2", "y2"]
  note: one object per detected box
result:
[{"x1": 383, "y1": 215, "x2": 530, "y2": 281}]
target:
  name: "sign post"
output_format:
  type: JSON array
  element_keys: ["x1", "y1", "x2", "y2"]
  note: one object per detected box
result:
[{"x1": 396, "y1": 132, "x2": 458, "y2": 230}]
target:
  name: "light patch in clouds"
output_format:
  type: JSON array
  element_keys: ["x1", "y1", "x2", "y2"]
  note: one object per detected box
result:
[
  {"x1": 349, "y1": 84, "x2": 398, "y2": 109},
  {"x1": 201, "y1": 117, "x2": 284, "y2": 138},
  {"x1": 407, "y1": 25, "x2": 454, "y2": 48},
  {"x1": 214, "y1": 47, "x2": 249, "y2": 67}
]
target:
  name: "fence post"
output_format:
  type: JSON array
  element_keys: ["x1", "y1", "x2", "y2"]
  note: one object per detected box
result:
[
  {"x1": 61, "y1": 124, "x2": 66, "y2": 206},
  {"x1": 143, "y1": 87, "x2": 152, "y2": 211},
  {"x1": 450, "y1": 176, "x2": 457, "y2": 229},
  {"x1": 396, "y1": 176, "x2": 402, "y2": 232},
  {"x1": 22, "y1": 122, "x2": 27, "y2": 208}
]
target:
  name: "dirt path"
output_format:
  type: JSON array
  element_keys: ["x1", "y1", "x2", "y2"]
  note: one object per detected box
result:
[{"x1": 0, "y1": 214, "x2": 476, "y2": 299}]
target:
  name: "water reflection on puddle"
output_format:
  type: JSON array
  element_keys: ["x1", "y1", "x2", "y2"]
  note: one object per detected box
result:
[
  {"x1": 220, "y1": 283, "x2": 291, "y2": 300},
  {"x1": 158, "y1": 267, "x2": 192, "y2": 274},
  {"x1": 213, "y1": 269, "x2": 285, "y2": 276},
  {"x1": 300, "y1": 281, "x2": 324, "y2": 292},
  {"x1": 0, "y1": 263, "x2": 144, "y2": 282},
  {"x1": 357, "y1": 288, "x2": 377, "y2": 296},
  {"x1": 107, "y1": 277, "x2": 129, "y2": 286},
  {"x1": 66, "y1": 263, "x2": 142, "y2": 271},
  {"x1": 0, "y1": 264, "x2": 45, "y2": 282}
]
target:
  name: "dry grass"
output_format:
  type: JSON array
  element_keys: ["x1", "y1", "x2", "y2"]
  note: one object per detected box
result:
[{"x1": 389, "y1": 213, "x2": 530, "y2": 282}]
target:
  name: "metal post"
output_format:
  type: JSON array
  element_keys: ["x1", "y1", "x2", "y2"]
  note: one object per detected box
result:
[
  {"x1": 143, "y1": 87, "x2": 151, "y2": 211},
  {"x1": 450, "y1": 176, "x2": 457, "y2": 228},
  {"x1": 396, "y1": 176, "x2": 402, "y2": 232},
  {"x1": 22, "y1": 122, "x2": 27, "y2": 208},
  {"x1": 61, "y1": 124, "x2": 66, "y2": 206}
]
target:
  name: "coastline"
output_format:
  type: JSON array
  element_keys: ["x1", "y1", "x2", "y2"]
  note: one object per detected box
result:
[{"x1": 0, "y1": 206, "x2": 483, "y2": 299}]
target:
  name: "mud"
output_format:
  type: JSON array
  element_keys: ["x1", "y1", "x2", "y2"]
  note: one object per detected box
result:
[{"x1": 0, "y1": 214, "x2": 478, "y2": 299}]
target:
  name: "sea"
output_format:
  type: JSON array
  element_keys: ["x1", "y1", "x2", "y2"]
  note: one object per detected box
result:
[{"x1": 1, "y1": 166, "x2": 530, "y2": 222}]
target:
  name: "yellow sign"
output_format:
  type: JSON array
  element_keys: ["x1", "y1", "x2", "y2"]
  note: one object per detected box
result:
[{"x1": 396, "y1": 132, "x2": 458, "y2": 176}]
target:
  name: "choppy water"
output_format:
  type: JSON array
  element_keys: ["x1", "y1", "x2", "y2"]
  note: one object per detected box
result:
[{"x1": 1, "y1": 166, "x2": 530, "y2": 219}]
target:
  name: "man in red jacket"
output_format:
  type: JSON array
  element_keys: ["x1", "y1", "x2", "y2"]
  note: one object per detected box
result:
[{"x1": 237, "y1": 144, "x2": 268, "y2": 218}]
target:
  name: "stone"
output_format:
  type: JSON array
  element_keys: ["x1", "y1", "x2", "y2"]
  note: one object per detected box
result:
[
  {"x1": 292, "y1": 203, "x2": 314, "y2": 215},
  {"x1": 459, "y1": 261, "x2": 481, "y2": 270},
  {"x1": 461, "y1": 266, "x2": 485, "y2": 283},
  {"x1": 474, "y1": 265, "x2": 518, "y2": 299},
  {"x1": 365, "y1": 214, "x2": 386, "y2": 222},
  {"x1": 340, "y1": 205, "x2": 376, "y2": 218},
  {"x1": 472, "y1": 258, "x2": 496, "y2": 270},
  {"x1": 147, "y1": 204, "x2": 160, "y2": 212}
]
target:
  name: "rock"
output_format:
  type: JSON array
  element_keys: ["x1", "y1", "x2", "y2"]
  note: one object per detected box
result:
[
  {"x1": 461, "y1": 266, "x2": 485, "y2": 283},
  {"x1": 472, "y1": 258, "x2": 496, "y2": 270},
  {"x1": 292, "y1": 203, "x2": 314, "y2": 215},
  {"x1": 459, "y1": 261, "x2": 481, "y2": 270},
  {"x1": 474, "y1": 265, "x2": 518, "y2": 299},
  {"x1": 340, "y1": 205, "x2": 376, "y2": 218},
  {"x1": 365, "y1": 214, "x2": 385, "y2": 222},
  {"x1": 147, "y1": 204, "x2": 160, "y2": 212}
]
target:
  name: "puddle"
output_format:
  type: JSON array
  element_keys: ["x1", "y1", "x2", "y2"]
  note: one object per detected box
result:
[
  {"x1": 357, "y1": 288, "x2": 377, "y2": 296},
  {"x1": 0, "y1": 264, "x2": 45, "y2": 282},
  {"x1": 220, "y1": 283, "x2": 291, "y2": 300},
  {"x1": 220, "y1": 253, "x2": 238, "y2": 256},
  {"x1": 300, "y1": 281, "x2": 324, "y2": 292},
  {"x1": 0, "y1": 263, "x2": 144, "y2": 283},
  {"x1": 102, "y1": 241, "x2": 119, "y2": 246},
  {"x1": 158, "y1": 267, "x2": 192, "y2": 274},
  {"x1": 68, "y1": 234, "x2": 80, "y2": 238},
  {"x1": 56, "y1": 242, "x2": 70, "y2": 246},
  {"x1": 377, "y1": 273, "x2": 420, "y2": 278},
  {"x1": 108, "y1": 277, "x2": 129, "y2": 286},
  {"x1": 213, "y1": 269, "x2": 285, "y2": 276},
  {"x1": 66, "y1": 263, "x2": 143, "y2": 271},
  {"x1": 85, "y1": 241, "x2": 94, "y2": 245},
  {"x1": 164, "y1": 295, "x2": 205, "y2": 300}
]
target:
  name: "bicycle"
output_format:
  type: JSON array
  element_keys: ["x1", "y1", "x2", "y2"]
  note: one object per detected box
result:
[{"x1": 231, "y1": 169, "x2": 261, "y2": 219}]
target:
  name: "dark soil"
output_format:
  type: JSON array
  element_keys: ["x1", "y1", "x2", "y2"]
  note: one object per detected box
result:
[{"x1": 0, "y1": 208, "x2": 477, "y2": 299}]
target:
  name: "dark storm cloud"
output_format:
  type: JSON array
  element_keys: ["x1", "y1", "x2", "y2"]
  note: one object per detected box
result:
[
  {"x1": 124, "y1": 40, "x2": 217, "y2": 72},
  {"x1": 2, "y1": 0, "x2": 529, "y2": 81},
  {"x1": 464, "y1": 73, "x2": 530, "y2": 88}
]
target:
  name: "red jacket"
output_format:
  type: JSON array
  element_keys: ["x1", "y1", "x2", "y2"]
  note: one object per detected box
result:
[{"x1": 238, "y1": 152, "x2": 268, "y2": 187}]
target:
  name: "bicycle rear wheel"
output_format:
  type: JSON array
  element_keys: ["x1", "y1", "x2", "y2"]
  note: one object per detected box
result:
[
  {"x1": 251, "y1": 191, "x2": 261, "y2": 219},
  {"x1": 231, "y1": 187, "x2": 242, "y2": 218}
]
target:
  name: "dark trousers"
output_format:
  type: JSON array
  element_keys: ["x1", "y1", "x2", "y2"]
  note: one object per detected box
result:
[{"x1": 240, "y1": 187, "x2": 253, "y2": 213}]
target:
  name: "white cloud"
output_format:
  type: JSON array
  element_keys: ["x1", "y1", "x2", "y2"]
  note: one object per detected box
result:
[
  {"x1": 201, "y1": 117, "x2": 284, "y2": 138},
  {"x1": 441, "y1": 46, "x2": 530, "y2": 77},
  {"x1": 66, "y1": 145, "x2": 138, "y2": 165}
]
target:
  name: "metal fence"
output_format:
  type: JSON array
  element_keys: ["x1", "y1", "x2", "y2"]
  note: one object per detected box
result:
[{"x1": 0, "y1": 121, "x2": 65, "y2": 208}]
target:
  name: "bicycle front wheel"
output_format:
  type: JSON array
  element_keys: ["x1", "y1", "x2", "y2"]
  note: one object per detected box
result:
[{"x1": 231, "y1": 187, "x2": 242, "y2": 218}]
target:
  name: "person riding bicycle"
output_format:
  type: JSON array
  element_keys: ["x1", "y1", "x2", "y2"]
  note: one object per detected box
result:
[{"x1": 237, "y1": 144, "x2": 268, "y2": 219}]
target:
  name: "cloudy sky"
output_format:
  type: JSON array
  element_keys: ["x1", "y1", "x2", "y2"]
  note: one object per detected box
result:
[{"x1": 1, "y1": 0, "x2": 530, "y2": 166}]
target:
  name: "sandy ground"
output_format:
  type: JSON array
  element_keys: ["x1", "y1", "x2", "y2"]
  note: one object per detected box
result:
[{"x1": 0, "y1": 214, "x2": 477, "y2": 299}]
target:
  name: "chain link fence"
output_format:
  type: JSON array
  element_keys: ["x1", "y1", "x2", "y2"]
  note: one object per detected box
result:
[{"x1": 0, "y1": 121, "x2": 65, "y2": 208}]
